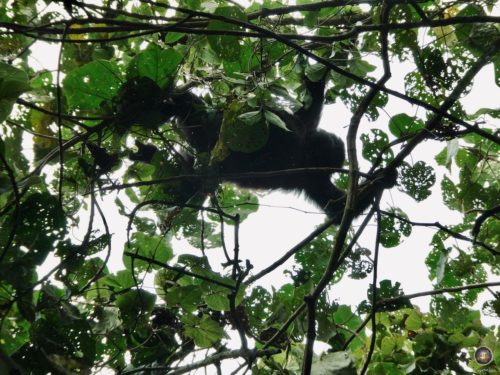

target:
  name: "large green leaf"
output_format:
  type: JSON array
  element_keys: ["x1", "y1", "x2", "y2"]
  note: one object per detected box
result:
[
  {"x1": 311, "y1": 351, "x2": 357, "y2": 375},
  {"x1": 0, "y1": 62, "x2": 30, "y2": 122},
  {"x1": 63, "y1": 60, "x2": 122, "y2": 110},
  {"x1": 220, "y1": 101, "x2": 269, "y2": 153},
  {"x1": 182, "y1": 314, "x2": 227, "y2": 348},
  {"x1": 388, "y1": 113, "x2": 424, "y2": 137},
  {"x1": 116, "y1": 289, "x2": 156, "y2": 327},
  {"x1": 0, "y1": 62, "x2": 30, "y2": 99},
  {"x1": 207, "y1": 6, "x2": 247, "y2": 62},
  {"x1": 123, "y1": 232, "x2": 173, "y2": 272},
  {"x1": 126, "y1": 44, "x2": 183, "y2": 88}
]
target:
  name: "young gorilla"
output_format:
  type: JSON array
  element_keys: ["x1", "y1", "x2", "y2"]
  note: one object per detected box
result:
[{"x1": 162, "y1": 76, "x2": 391, "y2": 223}]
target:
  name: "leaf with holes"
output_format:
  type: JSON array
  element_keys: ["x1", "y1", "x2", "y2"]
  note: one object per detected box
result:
[
  {"x1": 361, "y1": 129, "x2": 393, "y2": 165},
  {"x1": 399, "y1": 161, "x2": 436, "y2": 201},
  {"x1": 380, "y1": 208, "x2": 412, "y2": 248}
]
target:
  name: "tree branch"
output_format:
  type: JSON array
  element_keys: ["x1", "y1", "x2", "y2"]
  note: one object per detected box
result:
[
  {"x1": 380, "y1": 210, "x2": 499, "y2": 255},
  {"x1": 472, "y1": 205, "x2": 500, "y2": 241},
  {"x1": 246, "y1": 218, "x2": 335, "y2": 284},
  {"x1": 360, "y1": 208, "x2": 381, "y2": 375},
  {"x1": 301, "y1": 3, "x2": 392, "y2": 371},
  {"x1": 376, "y1": 281, "x2": 500, "y2": 308},
  {"x1": 123, "y1": 252, "x2": 235, "y2": 289},
  {"x1": 121, "y1": 348, "x2": 279, "y2": 375}
]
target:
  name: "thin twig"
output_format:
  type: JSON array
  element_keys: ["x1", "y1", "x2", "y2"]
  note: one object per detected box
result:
[
  {"x1": 121, "y1": 348, "x2": 279, "y2": 375},
  {"x1": 0, "y1": 146, "x2": 21, "y2": 263},
  {"x1": 360, "y1": 207, "x2": 382, "y2": 375},
  {"x1": 56, "y1": 23, "x2": 69, "y2": 207},
  {"x1": 123, "y1": 252, "x2": 235, "y2": 289},
  {"x1": 376, "y1": 280, "x2": 500, "y2": 308}
]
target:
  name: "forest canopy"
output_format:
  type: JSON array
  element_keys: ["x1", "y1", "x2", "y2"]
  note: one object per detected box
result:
[{"x1": 0, "y1": 0, "x2": 499, "y2": 374}]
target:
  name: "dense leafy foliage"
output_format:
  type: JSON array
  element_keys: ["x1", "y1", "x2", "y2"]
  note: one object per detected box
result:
[{"x1": 0, "y1": 0, "x2": 499, "y2": 374}]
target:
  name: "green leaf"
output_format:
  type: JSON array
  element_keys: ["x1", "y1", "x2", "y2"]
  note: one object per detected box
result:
[
  {"x1": 370, "y1": 362, "x2": 405, "y2": 375},
  {"x1": 116, "y1": 289, "x2": 156, "y2": 324},
  {"x1": 435, "y1": 147, "x2": 448, "y2": 167},
  {"x1": 311, "y1": 351, "x2": 356, "y2": 375},
  {"x1": 399, "y1": 161, "x2": 436, "y2": 201},
  {"x1": 332, "y1": 305, "x2": 364, "y2": 349},
  {"x1": 405, "y1": 310, "x2": 422, "y2": 331},
  {"x1": 208, "y1": 185, "x2": 258, "y2": 223},
  {"x1": 470, "y1": 106, "x2": 500, "y2": 119},
  {"x1": 454, "y1": 5, "x2": 499, "y2": 56},
  {"x1": 207, "y1": 7, "x2": 247, "y2": 61},
  {"x1": 92, "y1": 307, "x2": 121, "y2": 334},
  {"x1": 495, "y1": 56, "x2": 500, "y2": 87},
  {"x1": 0, "y1": 62, "x2": 30, "y2": 122},
  {"x1": 0, "y1": 307, "x2": 30, "y2": 356},
  {"x1": 441, "y1": 175, "x2": 460, "y2": 211},
  {"x1": 126, "y1": 44, "x2": 183, "y2": 88},
  {"x1": 164, "y1": 285, "x2": 202, "y2": 312},
  {"x1": 62, "y1": 257, "x2": 108, "y2": 290},
  {"x1": 360, "y1": 129, "x2": 393, "y2": 165},
  {"x1": 63, "y1": 60, "x2": 122, "y2": 110},
  {"x1": 17, "y1": 292, "x2": 35, "y2": 322},
  {"x1": 201, "y1": 281, "x2": 243, "y2": 311},
  {"x1": 91, "y1": 46, "x2": 115, "y2": 60},
  {"x1": 462, "y1": 331, "x2": 481, "y2": 347},
  {"x1": 380, "y1": 336, "x2": 395, "y2": 356},
  {"x1": 1, "y1": 192, "x2": 66, "y2": 264},
  {"x1": 365, "y1": 280, "x2": 411, "y2": 313},
  {"x1": 202, "y1": 290, "x2": 230, "y2": 311},
  {"x1": 104, "y1": 270, "x2": 135, "y2": 290},
  {"x1": 350, "y1": 59, "x2": 376, "y2": 77},
  {"x1": 182, "y1": 315, "x2": 226, "y2": 348},
  {"x1": 388, "y1": 113, "x2": 424, "y2": 137},
  {"x1": 302, "y1": 10, "x2": 319, "y2": 29},
  {"x1": 413, "y1": 332, "x2": 434, "y2": 356},
  {"x1": 264, "y1": 110, "x2": 289, "y2": 131},
  {"x1": 238, "y1": 110, "x2": 262, "y2": 125},
  {"x1": 470, "y1": 23, "x2": 500, "y2": 51},
  {"x1": 0, "y1": 62, "x2": 30, "y2": 99},
  {"x1": 380, "y1": 209, "x2": 412, "y2": 248},
  {"x1": 305, "y1": 64, "x2": 327, "y2": 82},
  {"x1": 17, "y1": 306, "x2": 96, "y2": 367},
  {"x1": 164, "y1": 32, "x2": 185, "y2": 44},
  {"x1": 173, "y1": 254, "x2": 210, "y2": 272},
  {"x1": 448, "y1": 332, "x2": 465, "y2": 345},
  {"x1": 123, "y1": 232, "x2": 173, "y2": 272},
  {"x1": 220, "y1": 101, "x2": 269, "y2": 153}
]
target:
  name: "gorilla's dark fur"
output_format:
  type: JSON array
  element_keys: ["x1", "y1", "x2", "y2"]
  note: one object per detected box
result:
[{"x1": 160, "y1": 77, "x2": 392, "y2": 223}]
